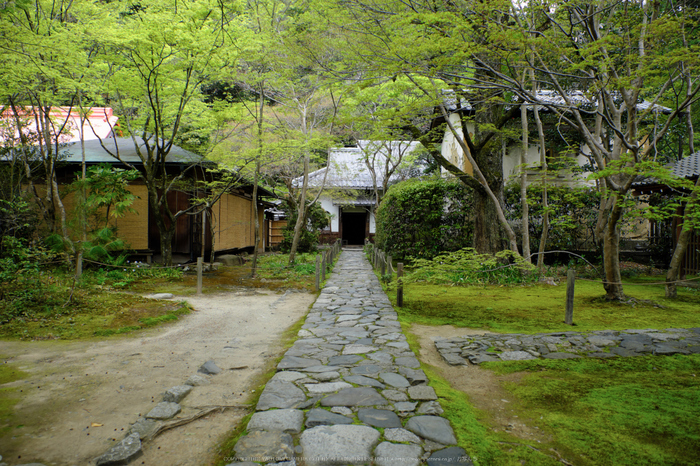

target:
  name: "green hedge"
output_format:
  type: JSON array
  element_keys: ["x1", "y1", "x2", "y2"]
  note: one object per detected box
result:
[{"x1": 375, "y1": 177, "x2": 473, "y2": 260}]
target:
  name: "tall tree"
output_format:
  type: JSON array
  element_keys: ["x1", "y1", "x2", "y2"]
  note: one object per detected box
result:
[{"x1": 97, "y1": 0, "x2": 243, "y2": 265}]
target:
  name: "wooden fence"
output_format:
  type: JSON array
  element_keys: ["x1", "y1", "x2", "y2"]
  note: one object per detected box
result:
[{"x1": 315, "y1": 239, "x2": 342, "y2": 291}]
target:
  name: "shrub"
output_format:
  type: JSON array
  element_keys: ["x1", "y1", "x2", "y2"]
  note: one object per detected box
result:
[
  {"x1": 402, "y1": 248, "x2": 537, "y2": 286},
  {"x1": 280, "y1": 202, "x2": 330, "y2": 253},
  {"x1": 375, "y1": 177, "x2": 473, "y2": 260}
]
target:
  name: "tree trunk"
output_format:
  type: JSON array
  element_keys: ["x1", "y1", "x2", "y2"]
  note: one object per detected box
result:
[
  {"x1": 665, "y1": 181, "x2": 700, "y2": 297},
  {"x1": 288, "y1": 152, "x2": 310, "y2": 265},
  {"x1": 534, "y1": 106, "x2": 549, "y2": 268},
  {"x1": 602, "y1": 196, "x2": 625, "y2": 300},
  {"x1": 473, "y1": 188, "x2": 506, "y2": 254},
  {"x1": 520, "y1": 102, "x2": 531, "y2": 262}
]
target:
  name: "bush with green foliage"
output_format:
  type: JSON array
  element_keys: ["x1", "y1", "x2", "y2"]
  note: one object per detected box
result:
[
  {"x1": 504, "y1": 182, "x2": 601, "y2": 253},
  {"x1": 375, "y1": 177, "x2": 473, "y2": 260},
  {"x1": 405, "y1": 247, "x2": 537, "y2": 286},
  {"x1": 280, "y1": 202, "x2": 330, "y2": 253}
]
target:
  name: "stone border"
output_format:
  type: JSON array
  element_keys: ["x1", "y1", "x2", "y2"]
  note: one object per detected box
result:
[{"x1": 435, "y1": 328, "x2": 700, "y2": 365}]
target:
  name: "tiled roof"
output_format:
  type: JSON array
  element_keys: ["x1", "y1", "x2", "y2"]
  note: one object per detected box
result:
[
  {"x1": 59, "y1": 137, "x2": 202, "y2": 165},
  {"x1": 306, "y1": 140, "x2": 423, "y2": 190},
  {"x1": 670, "y1": 151, "x2": 700, "y2": 179}
]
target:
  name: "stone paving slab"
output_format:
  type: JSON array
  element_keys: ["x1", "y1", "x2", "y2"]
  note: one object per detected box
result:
[
  {"x1": 436, "y1": 327, "x2": 700, "y2": 365},
  {"x1": 228, "y1": 249, "x2": 472, "y2": 465}
]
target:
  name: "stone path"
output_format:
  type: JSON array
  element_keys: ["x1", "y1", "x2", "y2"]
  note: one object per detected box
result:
[
  {"x1": 435, "y1": 328, "x2": 700, "y2": 365},
  {"x1": 229, "y1": 249, "x2": 472, "y2": 466}
]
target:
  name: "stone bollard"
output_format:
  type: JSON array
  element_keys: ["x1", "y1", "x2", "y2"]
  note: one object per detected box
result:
[
  {"x1": 565, "y1": 269, "x2": 575, "y2": 325},
  {"x1": 197, "y1": 257, "x2": 203, "y2": 295},
  {"x1": 397, "y1": 263, "x2": 404, "y2": 307},
  {"x1": 315, "y1": 255, "x2": 321, "y2": 292}
]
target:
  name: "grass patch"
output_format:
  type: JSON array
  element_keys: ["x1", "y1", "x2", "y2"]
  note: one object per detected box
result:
[
  {"x1": 0, "y1": 288, "x2": 191, "y2": 340},
  {"x1": 402, "y1": 326, "x2": 562, "y2": 465},
  {"x1": 388, "y1": 280, "x2": 700, "y2": 333},
  {"x1": 0, "y1": 358, "x2": 29, "y2": 435},
  {"x1": 483, "y1": 355, "x2": 700, "y2": 465}
]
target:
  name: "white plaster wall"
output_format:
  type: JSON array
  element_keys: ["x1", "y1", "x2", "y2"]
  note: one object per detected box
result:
[{"x1": 319, "y1": 197, "x2": 339, "y2": 232}]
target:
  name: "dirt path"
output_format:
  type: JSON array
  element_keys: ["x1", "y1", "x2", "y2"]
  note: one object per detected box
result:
[
  {"x1": 0, "y1": 289, "x2": 315, "y2": 466},
  {"x1": 407, "y1": 324, "x2": 551, "y2": 444}
]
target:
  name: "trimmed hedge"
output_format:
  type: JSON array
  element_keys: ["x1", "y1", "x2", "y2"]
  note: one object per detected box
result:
[{"x1": 375, "y1": 177, "x2": 473, "y2": 260}]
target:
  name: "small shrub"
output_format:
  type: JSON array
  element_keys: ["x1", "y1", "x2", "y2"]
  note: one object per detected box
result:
[{"x1": 405, "y1": 248, "x2": 537, "y2": 286}]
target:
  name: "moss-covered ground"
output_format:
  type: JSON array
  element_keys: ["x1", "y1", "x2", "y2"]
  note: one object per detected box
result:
[
  {"x1": 388, "y1": 279, "x2": 700, "y2": 332},
  {"x1": 388, "y1": 272, "x2": 700, "y2": 465}
]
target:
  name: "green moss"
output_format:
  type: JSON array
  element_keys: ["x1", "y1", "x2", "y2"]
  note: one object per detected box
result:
[
  {"x1": 487, "y1": 355, "x2": 700, "y2": 465},
  {"x1": 0, "y1": 359, "x2": 28, "y2": 434},
  {"x1": 389, "y1": 281, "x2": 700, "y2": 333}
]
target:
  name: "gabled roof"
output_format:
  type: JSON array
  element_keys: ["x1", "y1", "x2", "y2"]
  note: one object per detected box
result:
[
  {"x1": 59, "y1": 137, "x2": 202, "y2": 165},
  {"x1": 670, "y1": 151, "x2": 700, "y2": 179},
  {"x1": 306, "y1": 140, "x2": 422, "y2": 190}
]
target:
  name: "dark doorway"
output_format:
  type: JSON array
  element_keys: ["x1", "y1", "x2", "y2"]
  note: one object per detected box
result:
[{"x1": 342, "y1": 211, "x2": 367, "y2": 245}]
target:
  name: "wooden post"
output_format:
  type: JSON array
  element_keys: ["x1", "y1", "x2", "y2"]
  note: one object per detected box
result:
[
  {"x1": 197, "y1": 257, "x2": 203, "y2": 295},
  {"x1": 397, "y1": 262, "x2": 404, "y2": 307},
  {"x1": 76, "y1": 252, "x2": 83, "y2": 280},
  {"x1": 322, "y1": 251, "x2": 326, "y2": 282},
  {"x1": 315, "y1": 255, "x2": 321, "y2": 291},
  {"x1": 380, "y1": 251, "x2": 386, "y2": 276},
  {"x1": 565, "y1": 269, "x2": 575, "y2": 325},
  {"x1": 387, "y1": 255, "x2": 392, "y2": 281}
]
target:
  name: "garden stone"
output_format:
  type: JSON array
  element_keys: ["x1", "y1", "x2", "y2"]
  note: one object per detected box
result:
[
  {"x1": 350, "y1": 364, "x2": 382, "y2": 376},
  {"x1": 278, "y1": 356, "x2": 322, "y2": 370},
  {"x1": 382, "y1": 389, "x2": 408, "y2": 402},
  {"x1": 384, "y1": 428, "x2": 422, "y2": 444},
  {"x1": 128, "y1": 418, "x2": 157, "y2": 439},
  {"x1": 358, "y1": 408, "x2": 402, "y2": 428},
  {"x1": 163, "y1": 385, "x2": 192, "y2": 403},
  {"x1": 345, "y1": 375, "x2": 386, "y2": 389},
  {"x1": 185, "y1": 374, "x2": 210, "y2": 386},
  {"x1": 272, "y1": 371, "x2": 308, "y2": 383},
  {"x1": 257, "y1": 380, "x2": 307, "y2": 410},
  {"x1": 379, "y1": 372, "x2": 410, "y2": 388},
  {"x1": 151, "y1": 293, "x2": 174, "y2": 300},
  {"x1": 305, "y1": 408, "x2": 354, "y2": 427},
  {"x1": 299, "y1": 425, "x2": 381, "y2": 466},
  {"x1": 499, "y1": 351, "x2": 537, "y2": 361},
  {"x1": 408, "y1": 385, "x2": 438, "y2": 401},
  {"x1": 394, "y1": 356, "x2": 419, "y2": 367},
  {"x1": 145, "y1": 402, "x2": 181, "y2": 420},
  {"x1": 394, "y1": 401, "x2": 417, "y2": 412},
  {"x1": 94, "y1": 433, "x2": 142, "y2": 466},
  {"x1": 330, "y1": 407, "x2": 353, "y2": 415},
  {"x1": 321, "y1": 387, "x2": 388, "y2": 407},
  {"x1": 304, "y1": 382, "x2": 353, "y2": 394},
  {"x1": 417, "y1": 401, "x2": 444, "y2": 415},
  {"x1": 198, "y1": 360, "x2": 221, "y2": 375},
  {"x1": 406, "y1": 416, "x2": 457, "y2": 445},
  {"x1": 313, "y1": 371, "x2": 341, "y2": 382},
  {"x1": 442, "y1": 353, "x2": 467, "y2": 365},
  {"x1": 398, "y1": 368, "x2": 428, "y2": 385},
  {"x1": 343, "y1": 344, "x2": 379, "y2": 354},
  {"x1": 234, "y1": 431, "x2": 294, "y2": 462},
  {"x1": 374, "y1": 442, "x2": 423, "y2": 466},
  {"x1": 247, "y1": 409, "x2": 304, "y2": 434},
  {"x1": 328, "y1": 355, "x2": 364, "y2": 366}
]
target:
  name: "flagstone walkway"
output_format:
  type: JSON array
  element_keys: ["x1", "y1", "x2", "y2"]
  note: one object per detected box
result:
[{"x1": 229, "y1": 249, "x2": 472, "y2": 466}]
